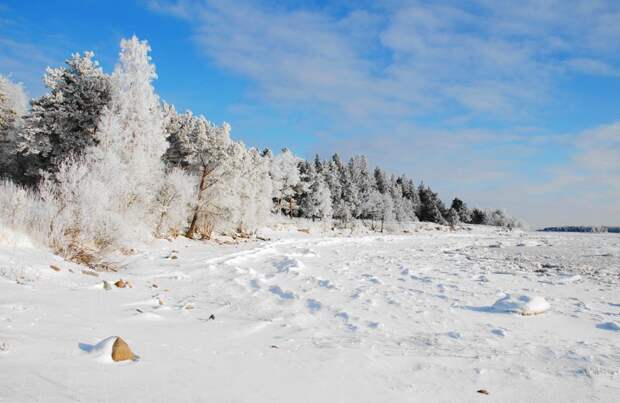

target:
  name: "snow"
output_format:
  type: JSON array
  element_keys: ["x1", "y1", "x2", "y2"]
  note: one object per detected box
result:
[
  {"x1": 1, "y1": 225, "x2": 619, "y2": 402},
  {"x1": 490, "y1": 294, "x2": 551, "y2": 315},
  {"x1": 78, "y1": 336, "x2": 119, "y2": 364}
]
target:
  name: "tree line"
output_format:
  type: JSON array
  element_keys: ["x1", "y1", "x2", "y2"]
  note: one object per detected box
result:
[{"x1": 0, "y1": 37, "x2": 522, "y2": 258}]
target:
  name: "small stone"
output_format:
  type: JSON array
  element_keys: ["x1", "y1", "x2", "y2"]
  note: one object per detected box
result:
[
  {"x1": 477, "y1": 389, "x2": 489, "y2": 395},
  {"x1": 114, "y1": 279, "x2": 127, "y2": 288},
  {"x1": 158, "y1": 298, "x2": 165, "y2": 306},
  {"x1": 208, "y1": 314, "x2": 215, "y2": 320},
  {"x1": 170, "y1": 255, "x2": 178, "y2": 260},
  {"x1": 111, "y1": 337, "x2": 137, "y2": 362},
  {"x1": 103, "y1": 280, "x2": 112, "y2": 291},
  {"x1": 50, "y1": 265, "x2": 61, "y2": 272}
]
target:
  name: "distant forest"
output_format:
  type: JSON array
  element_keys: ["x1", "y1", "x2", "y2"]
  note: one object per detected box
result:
[{"x1": 540, "y1": 226, "x2": 620, "y2": 233}]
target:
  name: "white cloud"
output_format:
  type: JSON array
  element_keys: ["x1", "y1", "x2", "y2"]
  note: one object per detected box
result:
[{"x1": 150, "y1": 0, "x2": 620, "y2": 120}]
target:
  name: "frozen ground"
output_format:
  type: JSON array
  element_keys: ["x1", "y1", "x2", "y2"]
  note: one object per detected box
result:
[{"x1": 1, "y1": 225, "x2": 619, "y2": 402}]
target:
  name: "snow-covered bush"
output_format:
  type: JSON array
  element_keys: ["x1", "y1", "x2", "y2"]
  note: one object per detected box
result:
[
  {"x1": 0, "y1": 180, "x2": 57, "y2": 248},
  {"x1": 155, "y1": 168, "x2": 196, "y2": 237}
]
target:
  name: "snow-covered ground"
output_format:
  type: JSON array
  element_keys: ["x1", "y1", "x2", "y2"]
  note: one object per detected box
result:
[{"x1": 1, "y1": 225, "x2": 619, "y2": 402}]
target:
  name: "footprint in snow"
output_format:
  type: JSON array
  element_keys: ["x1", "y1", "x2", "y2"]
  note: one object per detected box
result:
[
  {"x1": 491, "y1": 328, "x2": 507, "y2": 337},
  {"x1": 314, "y1": 278, "x2": 335, "y2": 289},
  {"x1": 335, "y1": 312, "x2": 358, "y2": 331},
  {"x1": 273, "y1": 256, "x2": 304, "y2": 273},
  {"x1": 269, "y1": 285, "x2": 296, "y2": 300},
  {"x1": 596, "y1": 321, "x2": 620, "y2": 331},
  {"x1": 306, "y1": 299, "x2": 322, "y2": 313}
]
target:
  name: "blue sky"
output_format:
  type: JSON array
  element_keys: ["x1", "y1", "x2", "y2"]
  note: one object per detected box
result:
[{"x1": 2, "y1": 0, "x2": 620, "y2": 226}]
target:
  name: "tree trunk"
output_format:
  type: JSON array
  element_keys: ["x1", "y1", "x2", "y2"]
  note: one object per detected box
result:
[{"x1": 186, "y1": 165, "x2": 209, "y2": 238}]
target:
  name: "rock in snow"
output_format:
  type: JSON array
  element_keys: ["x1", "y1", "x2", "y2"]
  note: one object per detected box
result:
[
  {"x1": 111, "y1": 337, "x2": 138, "y2": 361},
  {"x1": 491, "y1": 294, "x2": 551, "y2": 315},
  {"x1": 79, "y1": 336, "x2": 139, "y2": 363}
]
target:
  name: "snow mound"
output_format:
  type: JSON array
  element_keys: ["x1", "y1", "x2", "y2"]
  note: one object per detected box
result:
[
  {"x1": 78, "y1": 336, "x2": 119, "y2": 363},
  {"x1": 79, "y1": 336, "x2": 139, "y2": 363},
  {"x1": 491, "y1": 294, "x2": 551, "y2": 316}
]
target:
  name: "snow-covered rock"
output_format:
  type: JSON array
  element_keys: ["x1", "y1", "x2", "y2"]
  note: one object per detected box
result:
[
  {"x1": 79, "y1": 336, "x2": 139, "y2": 363},
  {"x1": 491, "y1": 294, "x2": 551, "y2": 315}
]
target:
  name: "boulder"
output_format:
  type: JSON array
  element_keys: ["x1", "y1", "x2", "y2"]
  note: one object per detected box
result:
[{"x1": 111, "y1": 337, "x2": 137, "y2": 362}]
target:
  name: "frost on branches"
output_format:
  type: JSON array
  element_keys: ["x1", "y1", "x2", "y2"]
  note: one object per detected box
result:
[{"x1": 164, "y1": 107, "x2": 272, "y2": 238}]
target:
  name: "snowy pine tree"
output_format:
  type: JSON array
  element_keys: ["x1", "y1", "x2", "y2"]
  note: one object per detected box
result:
[
  {"x1": 299, "y1": 162, "x2": 332, "y2": 222},
  {"x1": 418, "y1": 184, "x2": 447, "y2": 224},
  {"x1": 0, "y1": 75, "x2": 28, "y2": 181},
  {"x1": 348, "y1": 156, "x2": 373, "y2": 218},
  {"x1": 19, "y1": 52, "x2": 111, "y2": 184},
  {"x1": 451, "y1": 197, "x2": 472, "y2": 223}
]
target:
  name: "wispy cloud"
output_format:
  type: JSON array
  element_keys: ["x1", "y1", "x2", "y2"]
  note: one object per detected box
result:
[{"x1": 149, "y1": 0, "x2": 620, "y2": 121}]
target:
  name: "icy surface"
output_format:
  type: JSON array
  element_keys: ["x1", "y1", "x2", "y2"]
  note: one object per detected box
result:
[{"x1": 1, "y1": 226, "x2": 619, "y2": 402}]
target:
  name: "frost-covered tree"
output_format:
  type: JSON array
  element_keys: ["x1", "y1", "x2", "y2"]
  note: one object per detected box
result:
[
  {"x1": 313, "y1": 154, "x2": 323, "y2": 173},
  {"x1": 19, "y1": 52, "x2": 111, "y2": 184},
  {"x1": 338, "y1": 165, "x2": 358, "y2": 223},
  {"x1": 380, "y1": 192, "x2": 395, "y2": 232},
  {"x1": 299, "y1": 162, "x2": 332, "y2": 222},
  {"x1": 365, "y1": 188, "x2": 383, "y2": 227},
  {"x1": 271, "y1": 148, "x2": 301, "y2": 217},
  {"x1": 418, "y1": 184, "x2": 447, "y2": 224},
  {"x1": 0, "y1": 75, "x2": 28, "y2": 180},
  {"x1": 398, "y1": 175, "x2": 420, "y2": 219},
  {"x1": 374, "y1": 167, "x2": 389, "y2": 194},
  {"x1": 164, "y1": 106, "x2": 233, "y2": 237},
  {"x1": 348, "y1": 156, "x2": 373, "y2": 218},
  {"x1": 323, "y1": 158, "x2": 342, "y2": 213},
  {"x1": 164, "y1": 104, "x2": 273, "y2": 237},
  {"x1": 41, "y1": 36, "x2": 184, "y2": 250},
  {"x1": 240, "y1": 148, "x2": 273, "y2": 232},
  {"x1": 445, "y1": 207, "x2": 460, "y2": 227},
  {"x1": 470, "y1": 208, "x2": 487, "y2": 225},
  {"x1": 216, "y1": 142, "x2": 272, "y2": 234},
  {"x1": 451, "y1": 197, "x2": 472, "y2": 223}
]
